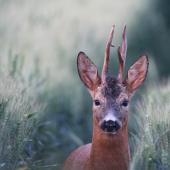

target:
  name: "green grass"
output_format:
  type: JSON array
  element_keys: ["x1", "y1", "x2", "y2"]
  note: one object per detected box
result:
[
  {"x1": 131, "y1": 80, "x2": 170, "y2": 170},
  {"x1": 0, "y1": 52, "x2": 52, "y2": 170}
]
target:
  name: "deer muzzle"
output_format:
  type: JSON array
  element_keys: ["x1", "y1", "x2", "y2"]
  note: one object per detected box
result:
[{"x1": 100, "y1": 120, "x2": 120, "y2": 134}]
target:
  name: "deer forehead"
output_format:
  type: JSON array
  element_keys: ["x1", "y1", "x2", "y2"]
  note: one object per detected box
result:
[{"x1": 94, "y1": 76, "x2": 128, "y2": 102}]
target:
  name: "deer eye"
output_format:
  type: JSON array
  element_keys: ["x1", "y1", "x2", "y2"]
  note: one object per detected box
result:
[
  {"x1": 94, "y1": 100, "x2": 100, "y2": 106},
  {"x1": 122, "y1": 100, "x2": 129, "y2": 107}
]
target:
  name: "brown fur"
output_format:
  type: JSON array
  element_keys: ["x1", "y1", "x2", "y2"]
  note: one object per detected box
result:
[
  {"x1": 62, "y1": 118, "x2": 130, "y2": 170},
  {"x1": 62, "y1": 144, "x2": 91, "y2": 170},
  {"x1": 89, "y1": 116, "x2": 130, "y2": 170}
]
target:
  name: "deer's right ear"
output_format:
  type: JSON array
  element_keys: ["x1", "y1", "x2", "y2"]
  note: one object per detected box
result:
[{"x1": 77, "y1": 52, "x2": 101, "y2": 96}]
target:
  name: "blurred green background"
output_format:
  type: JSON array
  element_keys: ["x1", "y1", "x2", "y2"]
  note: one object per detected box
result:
[{"x1": 0, "y1": 0, "x2": 170, "y2": 169}]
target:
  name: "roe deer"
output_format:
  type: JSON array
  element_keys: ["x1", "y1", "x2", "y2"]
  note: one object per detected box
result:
[{"x1": 62, "y1": 24, "x2": 149, "y2": 170}]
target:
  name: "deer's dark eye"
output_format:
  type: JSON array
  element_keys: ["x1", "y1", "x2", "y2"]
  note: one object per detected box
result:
[
  {"x1": 94, "y1": 100, "x2": 100, "y2": 106},
  {"x1": 122, "y1": 101, "x2": 129, "y2": 107}
]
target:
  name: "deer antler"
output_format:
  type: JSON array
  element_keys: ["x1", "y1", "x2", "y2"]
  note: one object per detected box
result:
[
  {"x1": 117, "y1": 24, "x2": 127, "y2": 83},
  {"x1": 101, "y1": 25, "x2": 115, "y2": 84}
]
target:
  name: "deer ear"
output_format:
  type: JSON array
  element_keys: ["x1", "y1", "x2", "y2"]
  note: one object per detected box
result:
[
  {"x1": 77, "y1": 52, "x2": 101, "y2": 95},
  {"x1": 123, "y1": 55, "x2": 149, "y2": 93}
]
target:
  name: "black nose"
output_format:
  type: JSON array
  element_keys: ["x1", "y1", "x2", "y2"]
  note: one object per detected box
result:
[{"x1": 101, "y1": 120, "x2": 120, "y2": 132}]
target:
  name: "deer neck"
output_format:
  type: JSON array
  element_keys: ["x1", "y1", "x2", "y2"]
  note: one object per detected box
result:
[{"x1": 89, "y1": 115, "x2": 130, "y2": 170}]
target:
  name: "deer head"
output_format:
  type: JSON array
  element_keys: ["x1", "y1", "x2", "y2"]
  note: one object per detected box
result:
[{"x1": 77, "y1": 24, "x2": 148, "y2": 135}]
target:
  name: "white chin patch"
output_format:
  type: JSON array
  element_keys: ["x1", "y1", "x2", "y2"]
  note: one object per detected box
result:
[{"x1": 105, "y1": 131, "x2": 116, "y2": 135}]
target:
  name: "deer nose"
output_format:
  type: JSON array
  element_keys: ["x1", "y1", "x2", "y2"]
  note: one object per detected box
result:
[{"x1": 101, "y1": 120, "x2": 120, "y2": 133}]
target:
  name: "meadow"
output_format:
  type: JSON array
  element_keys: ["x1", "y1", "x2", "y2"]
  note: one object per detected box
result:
[{"x1": 0, "y1": 0, "x2": 170, "y2": 169}]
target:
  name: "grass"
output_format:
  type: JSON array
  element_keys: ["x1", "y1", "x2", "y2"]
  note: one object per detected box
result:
[
  {"x1": 130, "y1": 80, "x2": 170, "y2": 170},
  {"x1": 0, "y1": 52, "x2": 55, "y2": 170}
]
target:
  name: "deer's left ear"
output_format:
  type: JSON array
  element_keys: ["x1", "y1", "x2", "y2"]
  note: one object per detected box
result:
[{"x1": 123, "y1": 55, "x2": 149, "y2": 93}]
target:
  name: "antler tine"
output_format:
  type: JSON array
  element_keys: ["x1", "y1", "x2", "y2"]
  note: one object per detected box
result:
[
  {"x1": 101, "y1": 25, "x2": 115, "y2": 84},
  {"x1": 117, "y1": 24, "x2": 127, "y2": 83}
]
